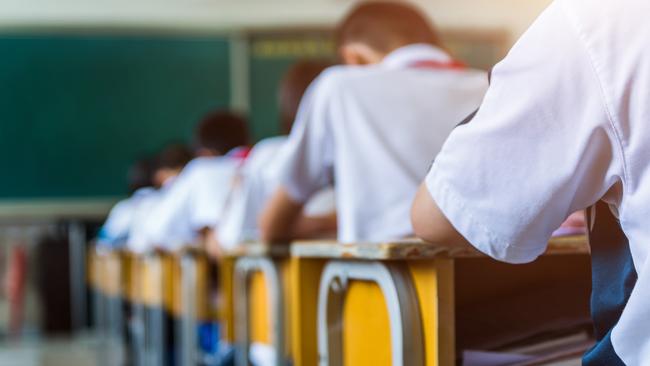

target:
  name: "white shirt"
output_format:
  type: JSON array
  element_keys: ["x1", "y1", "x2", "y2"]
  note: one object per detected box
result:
[
  {"x1": 139, "y1": 156, "x2": 240, "y2": 251},
  {"x1": 219, "y1": 136, "x2": 336, "y2": 249},
  {"x1": 127, "y1": 183, "x2": 173, "y2": 253},
  {"x1": 98, "y1": 187, "x2": 155, "y2": 247},
  {"x1": 218, "y1": 137, "x2": 287, "y2": 249},
  {"x1": 280, "y1": 44, "x2": 488, "y2": 242},
  {"x1": 425, "y1": 0, "x2": 650, "y2": 363}
]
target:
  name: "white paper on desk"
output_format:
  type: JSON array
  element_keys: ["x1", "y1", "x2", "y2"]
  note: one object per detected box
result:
[{"x1": 463, "y1": 350, "x2": 535, "y2": 366}]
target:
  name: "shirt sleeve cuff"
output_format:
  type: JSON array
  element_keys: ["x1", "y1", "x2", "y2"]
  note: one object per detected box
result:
[
  {"x1": 425, "y1": 165, "x2": 542, "y2": 264},
  {"x1": 191, "y1": 212, "x2": 220, "y2": 231},
  {"x1": 283, "y1": 178, "x2": 316, "y2": 205}
]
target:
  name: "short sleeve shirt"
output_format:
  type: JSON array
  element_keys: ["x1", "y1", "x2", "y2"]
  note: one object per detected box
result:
[
  {"x1": 280, "y1": 44, "x2": 489, "y2": 242},
  {"x1": 425, "y1": 0, "x2": 650, "y2": 363},
  {"x1": 140, "y1": 156, "x2": 239, "y2": 251},
  {"x1": 98, "y1": 187, "x2": 154, "y2": 247},
  {"x1": 219, "y1": 136, "x2": 336, "y2": 249},
  {"x1": 218, "y1": 137, "x2": 288, "y2": 249},
  {"x1": 127, "y1": 187, "x2": 167, "y2": 253}
]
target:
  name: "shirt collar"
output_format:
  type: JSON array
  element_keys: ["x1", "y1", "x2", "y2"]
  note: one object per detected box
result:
[
  {"x1": 132, "y1": 187, "x2": 155, "y2": 198},
  {"x1": 226, "y1": 146, "x2": 251, "y2": 159},
  {"x1": 381, "y1": 44, "x2": 452, "y2": 69},
  {"x1": 161, "y1": 176, "x2": 176, "y2": 189}
]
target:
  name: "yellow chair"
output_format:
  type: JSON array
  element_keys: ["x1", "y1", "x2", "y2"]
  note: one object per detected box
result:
[
  {"x1": 120, "y1": 250, "x2": 137, "y2": 308},
  {"x1": 223, "y1": 243, "x2": 292, "y2": 366},
  {"x1": 219, "y1": 254, "x2": 236, "y2": 345},
  {"x1": 290, "y1": 236, "x2": 592, "y2": 366}
]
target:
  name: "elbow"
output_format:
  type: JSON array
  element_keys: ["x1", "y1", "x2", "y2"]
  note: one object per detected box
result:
[
  {"x1": 411, "y1": 203, "x2": 465, "y2": 247},
  {"x1": 259, "y1": 227, "x2": 279, "y2": 244},
  {"x1": 410, "y1": 183, "x2": 468, "y2": 248},
  {"x1": 258, "y1": 208, "x2": 279, "y2": 243},
  {"x1": 260, "y1": 225, "x2": 292, "y2": 245},
  {"x1": 258, "y1": 203, "x2": 293, "y2": 244},
  {"x1": 259, "y1": 187, "x2": 305, "y2": 244},
  {"x1": 411, "y1": 197, "x2": 440, "y2": 244}
]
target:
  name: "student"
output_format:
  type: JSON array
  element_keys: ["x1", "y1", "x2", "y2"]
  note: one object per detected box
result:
[
  {"x1": 140, "y1": 111, "x2": 249, "y2": 255},
  {"x1": 260, "y1": 1, "x2": 488, "y2": 243},
  {"x1": 97, "y1": 157, "x2": 156, "y2": 248},
  {"x1": 411, "y1": 0, "x2": 648, "y2": 364},
  {"x1": 127, "y1": 144, "x2": 193, "y2": 253},
  {"x1": 218, "y1": 60, "x2": 336, "y2": 250}
]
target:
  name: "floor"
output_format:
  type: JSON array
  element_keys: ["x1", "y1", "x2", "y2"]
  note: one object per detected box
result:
[
  {"x1": 0, "y1": 333, "x2": 122, "y2": 366},
  {"x1": 0, "y1": 332, "x2": 583, "y2": 366}
]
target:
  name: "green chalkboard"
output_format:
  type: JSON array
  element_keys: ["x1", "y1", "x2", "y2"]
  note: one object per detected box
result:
[
  {"x1": 248, "y1": 31, "x2": 335, "y2": 141},
  {"x1": 0, "y1": 34, "x2": 230, "y2": 199}
]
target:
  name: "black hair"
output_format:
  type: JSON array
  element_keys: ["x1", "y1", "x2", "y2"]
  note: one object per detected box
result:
[
  {"x1": 194, "y1": 110, "x2": 249, "y2": 155},
  {"x1": 156, "y1": 143, "x2": 193, "y2": 170},
  {"x1": 127, "y1": 157, "x2": 156, "y2": 194},
  {"x1": 336, "y1": 1, "x2": 440, "y2": 54},
  {"x1": 278, "y1": 60, "x2": 332, "y2": 134}
]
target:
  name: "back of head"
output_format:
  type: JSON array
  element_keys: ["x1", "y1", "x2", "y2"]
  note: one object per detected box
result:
[
  {"x1": 157, "y1": 144, "x2": 193, "y2": 170},
  {"x1": 153, "y1": 143, "x2": 193, "y2": 188},
  {"x1": 195, "y1": 110, "x2": 249, "y2": 156},
  {"x1": 128, "y1": 157, "x2": 156, "y2": 194},
  {"x1": 336, "y1": 1, "x2": 440, "y2": 54},
  {"x1": 278, "y1": 60, "x2": 332, "y2": 134}
]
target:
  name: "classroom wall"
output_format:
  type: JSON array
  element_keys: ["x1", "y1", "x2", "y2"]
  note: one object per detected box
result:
[
  {"x1": 0, "y1": 0, "x2": 552, "y2": 204},
  {"x1": 0, "y1": 0, "x2": 553, "y2": 45}
]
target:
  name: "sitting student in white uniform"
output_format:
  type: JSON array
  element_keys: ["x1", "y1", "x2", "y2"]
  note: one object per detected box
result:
[
  {"x1": 140, "y1": 111, "x2": 250, "y2": 255},
  {"x1": 97, "y1": 157, "x2": 156, "y2": 248},
  {"x1": 218, "y1": 60, "x2": 337, "y2": 251},
  {"x1": 127, "y1": 144, "x2": 193, "y2": 253},
  {"x1": 259, "y1": 1, "x2": 488, "y2": 243},
  {"x1": 411, "y1": 0, "x2": 650, "y2": 364}
]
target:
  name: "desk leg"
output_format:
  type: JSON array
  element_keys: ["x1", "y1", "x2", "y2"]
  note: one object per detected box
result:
[
  {"x1": 290, "y1": 257, "x2": 327, "y2": 366},
  {"x1": 179, "y1": 255, "x2": 198, "y2": 366},
  {"x1": 234, "y1": 257, "x2": 285, "y2": 366},
  {"x1": 220, "y1": 257, "x2": 236, "y2": 344},
  {"x1": 409, "y1": 258, "x2": 455, "y2": 366},
  {"x1": 316, "y1": 261, "x2": 424, "y2": 366}
]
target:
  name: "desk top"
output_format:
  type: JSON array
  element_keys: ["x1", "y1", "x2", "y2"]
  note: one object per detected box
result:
[
  {"x1": 223, "y1": 241, "x2": 291, "y2": 258},
  {"x1": 290, "y1": 235, "x2": 589, "y2": 261}
]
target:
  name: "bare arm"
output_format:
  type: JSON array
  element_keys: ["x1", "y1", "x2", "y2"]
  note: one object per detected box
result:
[
  {"x1": 411, "y1": 183, "x2": 473, "y2": 249},
  {"x1": 292, "y1": 212, "x2": 337, "y2": 239},
  {"x1": 259, "y1": 186, "x2": 305, "y2": 244},
  {"x1": 198, "y1": 227, "x2": 222, "y2": 259}
]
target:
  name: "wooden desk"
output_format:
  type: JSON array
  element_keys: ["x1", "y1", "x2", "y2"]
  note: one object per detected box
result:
[
  {"x1": 290, "y1": 236, "x2": 591, "y2": 366},
  {"x1": 290, "y1": 236, "x2": 589, "y2": 260}
]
